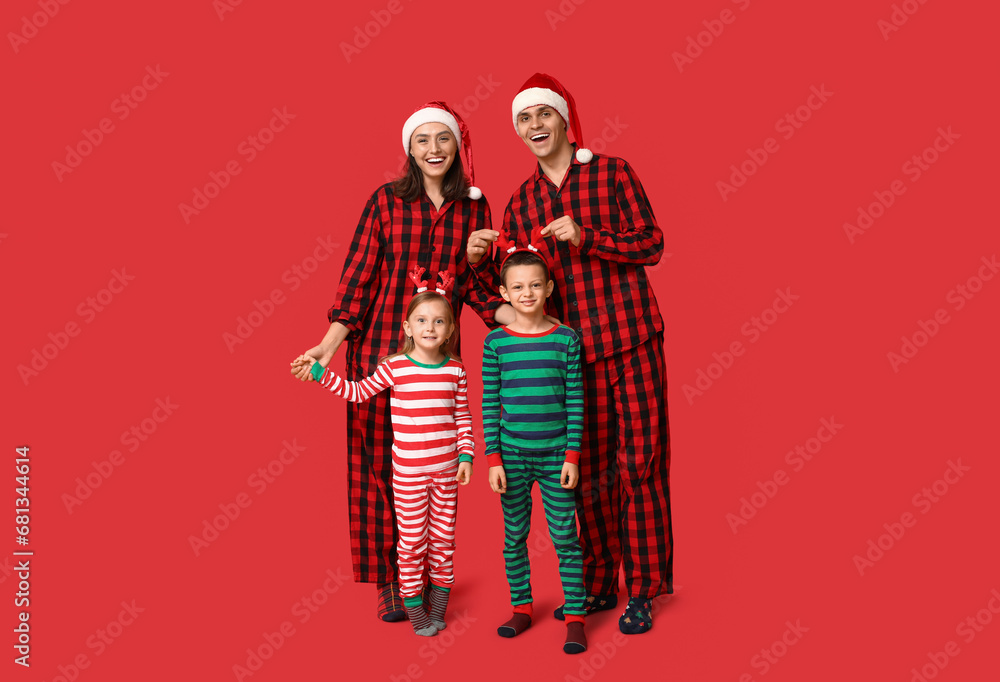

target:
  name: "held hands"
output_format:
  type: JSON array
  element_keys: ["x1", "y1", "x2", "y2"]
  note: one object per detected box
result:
[
  {"x1": 467, "y1": 229, "x2": 499, "y2": 265},
  {"x1": 561, "y1": 462, "x2": 579, "y2": 489},
  {"x1": 290, "y1": 354, "x2": 319, "y2": 381},
  {"x1": 291, "y1": 344, "x2": 333, "y2": 381},
  {"x1": 541, "y1": 216, "x2": 581, "y2": 247},
  {"x1": 455, "y1": 461, "x2": 473, "y2": 486},
  {"x1": 489, "y1": 465, "x2": 507, "y2": 494}
]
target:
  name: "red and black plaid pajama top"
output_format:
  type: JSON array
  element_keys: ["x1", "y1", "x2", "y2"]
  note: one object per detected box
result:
[
  {"x1": 473, "y1": 148, "x2": 674, "y2": 599},
  {"x1": 327, "y1": 183, "x2": 502, "y2": 584}
]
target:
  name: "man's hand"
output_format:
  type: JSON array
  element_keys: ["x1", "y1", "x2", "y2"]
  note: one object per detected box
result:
[
  {"x1": 541, "y1": 216, "x2": 581, "y2": 247},
  {"x1": 489, "y1": 465, "x2": 507, "y2": 494},
  {"x1": 456, "y1": 461, "x2": 473, "y2": 485},
  {"x1": 561, "y1": 461, "x2": 579, "y2": 489},
  {"x1": 467, "y1": 229, "x2": 499, "y2": 265}
]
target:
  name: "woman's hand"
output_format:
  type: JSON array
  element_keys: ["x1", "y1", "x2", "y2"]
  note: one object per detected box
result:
[
  {"x1": 290, "y1": 355, "x2": 311, "y2": 373},
  {"x1": 292, "y1": 322, "x2": 349, "y2": 381},
  {"x1": 494, "y1": 304, "x2": 516, "y2": 326},
  {"x1": 467, "y1": 229, "x2": 498, "y2": 265},
  {"x1": 293, "y1": 344, "x2": 333, "y2": 381}
]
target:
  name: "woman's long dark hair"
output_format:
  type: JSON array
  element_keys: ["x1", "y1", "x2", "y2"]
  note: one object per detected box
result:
[{"x1": 392, "y1": 153, "x2": 469, "y2": 204}]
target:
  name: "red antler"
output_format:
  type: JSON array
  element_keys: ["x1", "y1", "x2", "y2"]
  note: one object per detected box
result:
[
  {"x1": 528, "y1": 224, "x2": 546, "y2": 252},
  {"x1": 435, "y1": 271, "x2": 455, "y2": 296},
  {"x1": 495, "y1": 230, "x2": 518, "y2": 255},
  {"x1": 408, "y1": 265, "x2": 428, "y2": 290}
]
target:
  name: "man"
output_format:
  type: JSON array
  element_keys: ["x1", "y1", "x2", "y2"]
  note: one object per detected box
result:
[{"x1": 468, "y1": 73, "x2": 673, "y2": 634}]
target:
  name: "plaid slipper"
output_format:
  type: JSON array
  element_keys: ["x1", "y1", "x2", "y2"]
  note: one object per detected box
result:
[{"x1": 377, "y1": 582, "x2": 406, "y2": 622}]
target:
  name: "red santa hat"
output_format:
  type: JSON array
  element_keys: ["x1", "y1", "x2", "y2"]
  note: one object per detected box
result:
[
  {"x1": 401, "y1": 101, "x2": 482, "y2": 200},
  {"x1": 510, "y1": 73, "x2": 592, "y2": 164}
]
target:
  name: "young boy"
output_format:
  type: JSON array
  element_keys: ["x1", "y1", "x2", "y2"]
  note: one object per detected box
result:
[{"x1": 482, "y1": 248, "x2": 588, "y2": 654}]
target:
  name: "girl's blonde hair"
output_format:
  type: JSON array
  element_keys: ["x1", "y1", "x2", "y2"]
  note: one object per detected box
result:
[{"x1": 381, "y1": 291, "x2": 461, "y2": 363}]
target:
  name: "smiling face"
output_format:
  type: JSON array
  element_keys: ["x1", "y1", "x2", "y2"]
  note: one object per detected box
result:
[
  {"x1": 402, "y1": 297, "x2": 455, "y2": 357},
  {"x1": 409, "y1": 122, "x2": 458, "y2": 183},
  {"x1": 516, "y1": 105, "x2": 570, "y2": 160},
  {"x1": 500, "y1": 262, "x2": 554, "y2": 317}
]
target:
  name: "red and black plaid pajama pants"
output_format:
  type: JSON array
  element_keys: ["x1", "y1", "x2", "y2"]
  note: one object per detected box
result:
[
  {"x1": 345, "y1": 390, "x2": 397, "y2": 584},
  {"x1": 577, "y1": 332, "x2": 673, "y2": 599}
]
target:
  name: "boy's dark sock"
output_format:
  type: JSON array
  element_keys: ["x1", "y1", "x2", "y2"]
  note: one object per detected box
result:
[
  {"x1": 497, "y1": 604, "x2": 533, "y2": 638},
  {"x1": 428, "y1": 585, "x2": 450, "y2": 630},
  {"x1": 403, "y1": 596, "x2": 437, "y2": 637},
  {"x1": 564, "y1": 618, "x2": 587, "y2": 654}
]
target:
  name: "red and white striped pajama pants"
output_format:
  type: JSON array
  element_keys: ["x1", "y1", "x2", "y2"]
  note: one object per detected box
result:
[{"x1": 391, "y1": 464, "x2": 459, "y2": 599}]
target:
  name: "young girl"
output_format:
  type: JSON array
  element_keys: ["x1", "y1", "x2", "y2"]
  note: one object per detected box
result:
[{"x1": 298, "y1": 270, "x2": 474, "y2": 637}]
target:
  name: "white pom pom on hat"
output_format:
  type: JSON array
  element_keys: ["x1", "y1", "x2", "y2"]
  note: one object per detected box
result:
[
  {"x1": 511, "y1": 73, "x2": 593, "y2": 163},
  {"x1": 401, "y1": 101, "x2": 482, "y2": 199}
]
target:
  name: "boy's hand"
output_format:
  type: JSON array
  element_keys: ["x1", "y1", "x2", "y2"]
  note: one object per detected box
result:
[
  {"x1": 489, "y1": 465, "x2": 507, "y2": 494},
  {"x1": 561, "y1": 462, "x2": 579, "y2": 489},
  {"x1": 456, "y1": 461, "x2": 473, "y2": 485}
]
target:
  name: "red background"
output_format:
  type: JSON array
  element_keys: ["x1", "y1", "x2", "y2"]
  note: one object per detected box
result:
[{"x1": 4, "y1": 0, "x2": 998, "y2": 680}]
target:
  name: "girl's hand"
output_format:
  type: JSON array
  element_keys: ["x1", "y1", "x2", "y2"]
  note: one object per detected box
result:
[
  {"x1": 561, "y1": 462, "x2": 579, "y2": 489},
  {"x1": 290, "y1": 355, "x2": 315, "y2": 376},
  {"x1": 455, "y1": 461, "x2": 473, "y2": 485},
  {"x1": 489, "y1": 465, "x2": 507, "y2": 494},
  {"x1": 294, "y1": 322, "x2": 349, "y2": 381}
]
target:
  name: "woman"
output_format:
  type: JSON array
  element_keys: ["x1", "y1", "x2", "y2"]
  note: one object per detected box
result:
[{"x1": 291, "y1": 101, "x2": 514, "y2": 622}]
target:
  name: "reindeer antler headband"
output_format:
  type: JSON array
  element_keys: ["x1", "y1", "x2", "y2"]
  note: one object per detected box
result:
[
  {"x1": 408, "y1": 265, "x2": 455, "y2": 298},
  {"x1": 497, "y1": 225, "x2": 547, "y2": 269}
]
